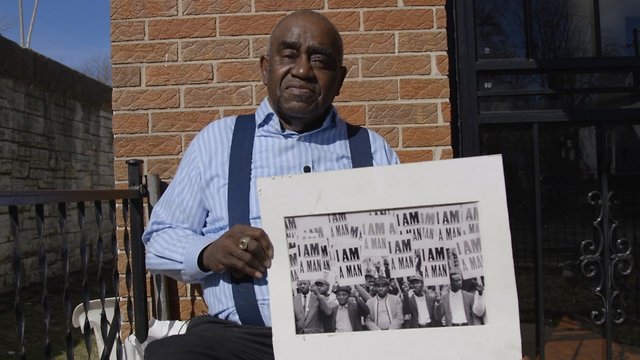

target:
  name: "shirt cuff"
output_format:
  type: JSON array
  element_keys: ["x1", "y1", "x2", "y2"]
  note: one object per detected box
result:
[{"x1": 184, "y1": 235, "x2": 216, "y2": 280}]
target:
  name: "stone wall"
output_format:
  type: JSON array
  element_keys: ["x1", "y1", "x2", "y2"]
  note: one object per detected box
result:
[{"x1": 0, "y1": 35, "x2": 115, "y2": 291}]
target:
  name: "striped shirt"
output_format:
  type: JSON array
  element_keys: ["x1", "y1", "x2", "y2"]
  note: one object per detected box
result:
[{"x1": 142, "y1": 98, "x2": 399, "y2": 325}]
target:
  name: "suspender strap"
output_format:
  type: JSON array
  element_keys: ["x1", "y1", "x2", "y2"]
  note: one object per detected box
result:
[
  {"x1": 226, "y1": 116, "x2": 372, "y2": 326},
  {"x1": 346, "y1": 123, "x2": 373, "y2": 168},
  {"x1": 228, "y1": 114, "x2": 265, "y2": 326}
]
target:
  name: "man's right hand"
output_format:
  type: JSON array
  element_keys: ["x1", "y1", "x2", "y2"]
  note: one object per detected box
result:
[{"x1": 200, "y1": 224, "x2": 274, "y2": 279}]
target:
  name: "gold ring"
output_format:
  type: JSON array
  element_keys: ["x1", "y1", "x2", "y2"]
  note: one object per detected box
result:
[{"x1": 238, "y1": 236, "x2": 250, "y2": 250}]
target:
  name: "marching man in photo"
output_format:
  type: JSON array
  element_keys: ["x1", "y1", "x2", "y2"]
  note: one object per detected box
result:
[
  {"x1": 364, "y1": 277, "x2": 404, "y2": 330},
  {"x1": 439, "y1": 272, "x2": 486, "y2": 326},
  {"x1": 326, "y1": 285, "x2": 370, "y2": 332}
]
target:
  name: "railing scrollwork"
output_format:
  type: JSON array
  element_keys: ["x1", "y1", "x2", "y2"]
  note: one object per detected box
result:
[{"x1": 580, "y1": 190, "x2": 633, "y2": 326}]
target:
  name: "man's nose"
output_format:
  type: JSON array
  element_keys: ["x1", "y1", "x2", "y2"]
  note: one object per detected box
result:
[{"x1": 291, "y1": 55, "x2": 313, "y2": 78}]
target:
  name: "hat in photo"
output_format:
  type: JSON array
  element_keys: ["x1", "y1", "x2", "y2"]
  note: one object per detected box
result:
[
  {"x1": 314, "y1": 278, "x2": 329, "y2": 286},
  {"x1": 409, "y1": 275, "x2": 424, "y2": 283},
  {"x1": 335, "y1": 285, "x2": 351, "y2": 293},
  {"x1": 374, "y1": 277, "x2": 390, "y2": 285}
]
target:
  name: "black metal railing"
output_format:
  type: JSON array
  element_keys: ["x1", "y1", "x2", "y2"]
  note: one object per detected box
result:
[{"x1": 0, "y1": 159, "x2": 149, "y2": 360}]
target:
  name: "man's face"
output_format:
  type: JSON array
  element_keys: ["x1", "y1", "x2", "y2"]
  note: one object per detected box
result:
[
  {"x1": 316, "y1": 282, "x2": 329, "y2": 295},
  {"x1": 261, "y1": 14, "x2": 346, "y2": 132},
  {"x1": 411, "y1": 280, "x2": 424, "y2": 295},
  {"x1": 450, "y1": 274, "x2": 462, "y2": 292},
  {"x1": 336, "y1": 291, "x2": 350, "y2": 306},
  {"x1": 298, "y1": 280, "x2": 310, "y2": 295},
  {"x1": 375, "y1": 283, "x2": 389, "y2": 298}
]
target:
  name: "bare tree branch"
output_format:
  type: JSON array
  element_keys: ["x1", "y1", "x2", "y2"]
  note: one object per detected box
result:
[{"x1": 78, "y1": 53, "x2": 112, "y2": 86}]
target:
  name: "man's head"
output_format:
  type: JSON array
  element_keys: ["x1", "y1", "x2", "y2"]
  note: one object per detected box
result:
[
  {"x1": 298, "y1": 279, "x2": 311, "y2": 295},
  {"x1": 409, "y1": 276, "x2": 425, "y2": 295},
  {"x1": 260, "y1": 10, "x2": 347, "y2": 133},
  {"x1": 450, "y1": 272, "x2": 463, "y2": 293},
  {"x1": 374, "y1": 277, "x2": 389, "y2": 298},
  {"x1": 314, "y1": 278, "x2": 330, "y2": 296},
  {"x1": 335, "y1": 286, "x2": 351, "y2": 306}
]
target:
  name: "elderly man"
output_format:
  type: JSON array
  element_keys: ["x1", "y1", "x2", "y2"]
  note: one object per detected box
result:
[
  {"x1": 142, "y1": 10, "x2": 398, "y2": 360},
  {"x1": 364, "y1": 277, "x2": 404, "y2": 330}
]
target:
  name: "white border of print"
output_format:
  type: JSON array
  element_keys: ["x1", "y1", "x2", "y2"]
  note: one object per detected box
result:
[{"x1": 258, "y1": 155, "x2": 521, "y2": 360}]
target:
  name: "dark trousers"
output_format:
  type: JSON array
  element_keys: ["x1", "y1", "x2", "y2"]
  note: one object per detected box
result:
[{"x1": 144, "y1": 316, "x2": 274, "y2": 360}]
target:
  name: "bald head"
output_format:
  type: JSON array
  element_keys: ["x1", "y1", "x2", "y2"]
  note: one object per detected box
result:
[
  {"x1": 268, "y1": 11, "x2": 344, "y2": 65},
  {"x1": 260, "y1": 10, "x2": 347, "y2": 133}
]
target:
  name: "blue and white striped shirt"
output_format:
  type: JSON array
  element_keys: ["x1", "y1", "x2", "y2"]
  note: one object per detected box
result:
[{"x1": 142, "y1": 98, "x2": 399, "y2": 325}]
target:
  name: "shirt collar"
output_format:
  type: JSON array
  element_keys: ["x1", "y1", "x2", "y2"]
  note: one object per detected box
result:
[{"x1": 255, "y1": 98, "x2": 338, "y2": 135}]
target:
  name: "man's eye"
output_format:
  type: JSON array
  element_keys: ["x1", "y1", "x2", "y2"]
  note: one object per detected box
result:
[
  {"x1": 311, "y1": 55, "x2": 329, "y2": 64},
  {"x1": 282, "y1": 50, "x2": 297, "y2": 59}
]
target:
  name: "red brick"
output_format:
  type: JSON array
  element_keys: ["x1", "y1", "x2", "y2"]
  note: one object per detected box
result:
[
  {"x1": 182, "y1": 0, "x2": 251, "y2": 15},
  {"x1": 255, "y1": 84, "x2": 268, "y2": 104},
  {"x1": 361, "y1": 55, "x2": 430, "y2": 77},
  {"x1": 112, "y1": 43, "x2": 178, "y2": 64},
  {"x1": 114, "y1": 160, "x2": 129, "y2": 181},
  {"x1": 370, "y1": 126, "x2": 399, "y2": 147},
  {"x1": 255, "y1": 0, "x2": 322, "y2": 11},
  {"x1": 216, "y1": 61, "x2": 261, "y2": 82},
  {"x1": 147, "y1": 158, "x2": 181, "y2": 179},
  {"x1": 336, "y1": 80, "x2": 398, "y2": 102},
  {"x1": 324, "y1": 11, "x2": 360, "y2": 32},
  {"x1": 146, "y1": 64, "x2": 213, "y2": 86},
  {"x1": 402, "y1": 126, "x2": 451, "y2": 147},
  {"x1": 184, "y1": 133, "x2": 198, "y2": 148},
  {"x1": 252, "y1": 37, "x2": 270, "y2": 58},
  {"x1": 113, "y1": 113, "x2": 148, "y2": 134},
  {"x1": 364, "y1": 10, "x2": 434, "y2": 31},
  {"x1": 441, "y1": 101, "x2": 451, "y2": 123},
  {"x1": 399, "y1": 31, "x2": 447, "y2": 52},
  {"x1": 368, "y1": 103, "x2": 438, "y2": 125},
  {"x1": 148, "y1": 17, "x2": 216, "y2": 40},
  {"x1": 435, "y1": 54, "x2": 449, "y2": 75},
  {"x1": 113, "y1": 89, "x2": 180, "y2": 111},
  {"x1": 435, "y1": 7, "x2": 447, "y2": 29},
  {"x1": 343, "y1": 58, "x2": 359, "y2": 78},
  {"x1": 178, "y1": 298, "x2": 208, "y2": 320},
  {"x1": 111, "y1": 21, "x2": 145, "y2": 42},
  {"x1": 222, "y1": 108, "x2": 258, "y2": 117},
  {"x1": 184, "y1": 86, "x2": 252, "y2": 108},
  {"x1": 400, "y1": 78, "x2": 449, "y2": 99},
  {"x1": 112, "y1": 66, "x2": 141, "y2": 87},
  {"x1": 403, "y1": 0, "x2": 446, "y2": 4},
  {"x1": 343, "y1": 33, "x2": 395, "y2": 55},
  {"x1": 111, "y1": 0, "x2": 177, "y2": 20},
  {"x1": 397, "y1": 150, "x2": 434, "y2": 163},
  {"x1": 328, "y1": 0, "x2": 395, "y2": 8},
  {"x1": 440, "y1": 147, "x2": 454, "y2": 159},
  {"x1": 335, "y1": 104, "x2": 365, "y2": 125},
  {"x1": 219, "y1": 14, "x2": 285, "y2": 36},
  {"x1": 151, "y1": 110, "x2": 219, "y2": 132},
  {"x1": 114, "y1": 135, "x2": 182, "y2": 157},
  {"x1": 182, "y1": 39, "x2": 249, "y2": 61}
]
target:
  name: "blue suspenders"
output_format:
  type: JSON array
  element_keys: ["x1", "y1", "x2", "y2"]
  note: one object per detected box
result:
[{"x1": 228, "y1": 114, "x2": 373, "y2": 326}]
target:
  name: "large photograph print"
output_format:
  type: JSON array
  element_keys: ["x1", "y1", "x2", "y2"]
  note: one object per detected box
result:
[
  {"x1": 258, "y1": 156, "x2": 521, "y2": 360},
  {"x1": 287, "y1": 202, "x2": 487, "y2": 334}
]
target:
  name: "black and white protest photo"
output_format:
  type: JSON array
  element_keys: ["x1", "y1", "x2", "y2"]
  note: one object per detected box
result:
[{"x1": 286, "y1": 202, "x2": 487, "y2": 335}]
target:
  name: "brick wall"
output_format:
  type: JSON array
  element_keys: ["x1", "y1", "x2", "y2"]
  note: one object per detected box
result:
[
  {"x1": 0, "y1": 35, "x2": 114, "y2": 291},
  {"x1": 111, "y1": 0, "x2": 451, "y2": 321}
]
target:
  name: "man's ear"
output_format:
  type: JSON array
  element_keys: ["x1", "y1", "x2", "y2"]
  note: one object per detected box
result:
[
  {"x1": 335, "y1": 65, "x2": 347, "y2": 96},
  {"x1": 260, "y1": 55, "x2": 269, "y2": 86}
]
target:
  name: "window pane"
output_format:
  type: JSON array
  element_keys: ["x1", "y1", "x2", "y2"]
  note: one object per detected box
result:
[
  {"x1": 531, "y1": 0, "x2": 596, "y2": 58},
  {"x1": 600, "y1": 0, "x2": 640, "y2": 56},
  {"x1": 474, "y1": 0, "x2": 526, "y2": 59}
]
